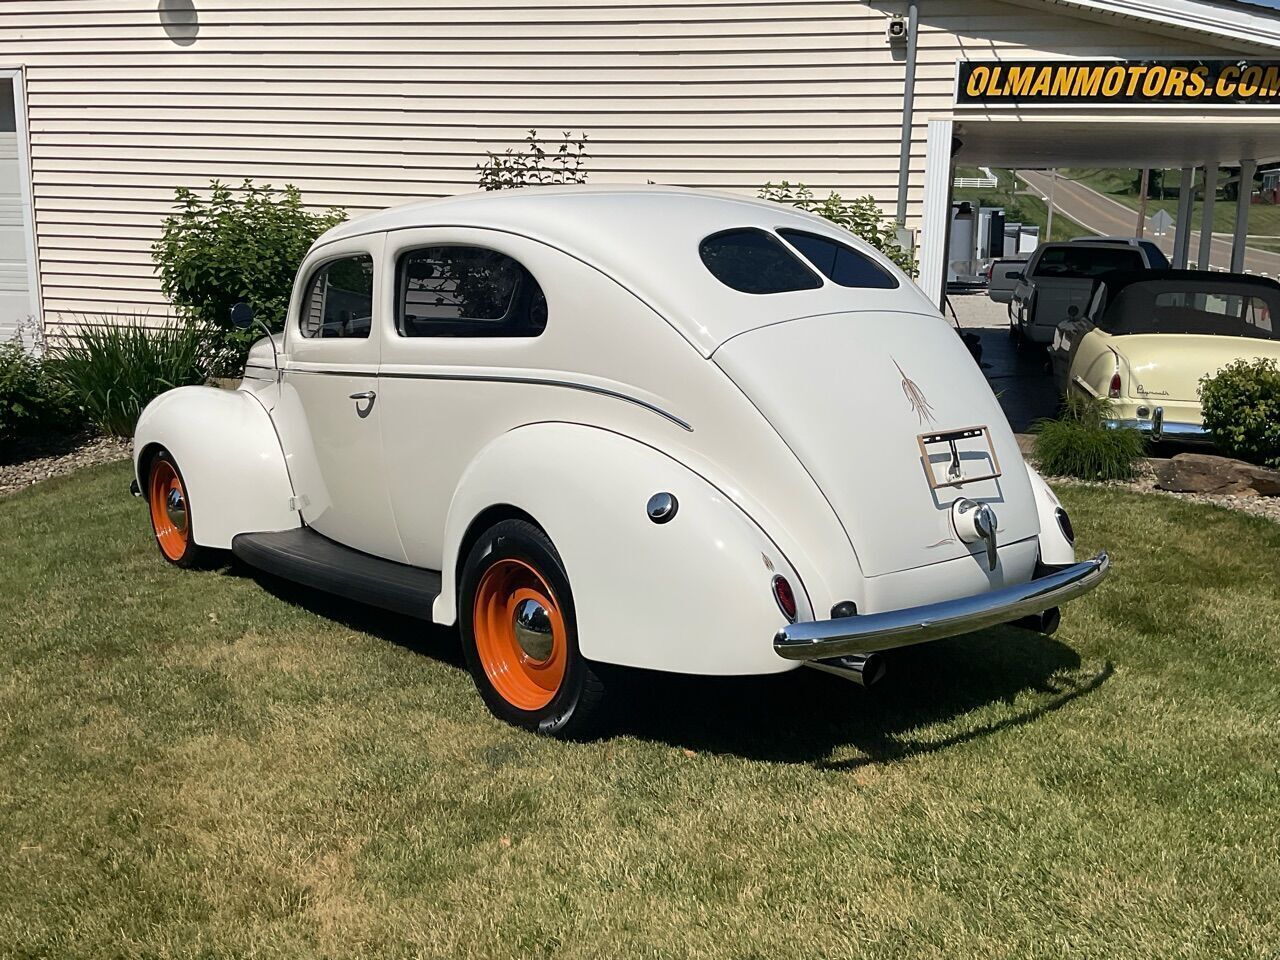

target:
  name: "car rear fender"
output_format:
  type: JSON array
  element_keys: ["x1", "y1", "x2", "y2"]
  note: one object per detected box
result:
[
  {"x1": 435, "y1": 422, "x2": 809, "y2": 675},
  {"x1": 133, "y1": 386, "x2": 298, "y2": 549}
]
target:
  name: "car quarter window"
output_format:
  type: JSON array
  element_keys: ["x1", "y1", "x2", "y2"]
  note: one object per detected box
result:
[
  {"x1": 397, "y1": 245, "x2": 547, "y2": 338},
  {"x1": 777, "y1": 229, "x2": 898, "y2": 289},
  {"x1": 699, "y1": 228, "x2": 822, "y2": 294},
  {"x1": 299, "y1": 254, "x2": 375, "y2": 339}
]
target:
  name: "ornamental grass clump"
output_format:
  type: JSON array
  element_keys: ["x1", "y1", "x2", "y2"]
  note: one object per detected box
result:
[
  {"x1": 1032, "y1": 394, "x2": 1146, "y2": 482},
  {"x1": 46, "y1": 319, "x2": 224, "y2": 438},
  {"x1": 1199, "y1": 358, "x2": 1280, "y2": 468}
]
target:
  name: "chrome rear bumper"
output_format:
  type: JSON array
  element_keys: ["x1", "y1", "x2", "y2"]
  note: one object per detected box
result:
[{"x1": 773, "y1": 552, "x2": 1109, "y2": 661}]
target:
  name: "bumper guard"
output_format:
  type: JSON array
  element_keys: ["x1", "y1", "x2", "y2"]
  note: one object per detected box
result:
[{"x1": 774, "y1": 552, "x2": 1109, "y2": 660}]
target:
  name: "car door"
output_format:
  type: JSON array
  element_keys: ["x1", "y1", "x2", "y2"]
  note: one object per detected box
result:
[{"x1": 271, "y1": 233, "x2": 408, "y2": 563}]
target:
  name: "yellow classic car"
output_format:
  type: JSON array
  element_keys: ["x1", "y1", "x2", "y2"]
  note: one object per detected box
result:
[{"x1": 1050, "y1": 270, "x2": 1280, "y2": 441}]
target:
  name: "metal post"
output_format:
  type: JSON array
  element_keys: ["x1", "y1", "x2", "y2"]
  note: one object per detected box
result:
[
  {"x1": 1198, "y1": 161, "x2": 1219, "y2": 270},
  {"x1": 1045, "y1": 169, "x2": 1057, "y2": 241},
  {"x1": 1231, "y1": 158, "x2": 1257, "y2": 273},
  {"x1": 1135, "y1": 168, "x2": 1150, "y2": 238},
  {"x1": 894, "y1": 2, "x2": 919, "y2": 226},
  {"x1": 918, "y1": 118, "x2": 956, "y2": 308},
  {"x1": 1172, "y1": 167, "x2": 1196, "y2": 268}
]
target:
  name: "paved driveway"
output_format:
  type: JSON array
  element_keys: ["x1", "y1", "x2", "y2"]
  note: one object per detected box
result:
[{"x1": 948, "y1": 291, "x2": 1059, "y2": 433}]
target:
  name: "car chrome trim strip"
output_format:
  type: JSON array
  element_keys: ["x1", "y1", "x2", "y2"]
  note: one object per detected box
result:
[
  {"x1": 773, "y1": 551, "x2": 1110, "y2": 659},
  {"x1": 281, "y1": 366, "x2": 693, "y2": 432}
]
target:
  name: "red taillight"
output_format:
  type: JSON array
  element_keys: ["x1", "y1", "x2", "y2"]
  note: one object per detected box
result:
[
  {"x1": 772, "y1": 575, "x2": 798, "y2": 622},
  {"x1": 1108, "y1": 371, "x2": 1122, "y2": 399}
]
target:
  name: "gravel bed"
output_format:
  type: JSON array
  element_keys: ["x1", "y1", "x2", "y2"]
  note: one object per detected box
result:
[
  {"x1": 0, "y1": 434, "x2": 132, "y2": 498},
  {"x1": 1043, "y1": 461, "x2": 1280, "y2": 525}
]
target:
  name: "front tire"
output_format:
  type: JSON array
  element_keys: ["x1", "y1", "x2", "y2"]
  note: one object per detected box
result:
[
  {"x1": 459, "y1": 519, "x2": 606, "y2": 738},
  {"x1": 146, "y1": 448, "x2": 207, "y2": 568}
]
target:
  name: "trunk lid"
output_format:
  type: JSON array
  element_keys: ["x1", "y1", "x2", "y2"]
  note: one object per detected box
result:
[
  {"x1": 714, "y1": 310, "x2": 1039, "y2": 577},
  {"x1": 1118, "y1": 334, "x2": 1280, "y2": 403}
]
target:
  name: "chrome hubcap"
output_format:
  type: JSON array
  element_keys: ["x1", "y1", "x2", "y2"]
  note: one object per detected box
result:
[
  {"x1": 165, "y1": 487, "x2": 187, "y2": 530},
  {"x1": 512, "y1": 598, "x2": 554, "y2": 662}
]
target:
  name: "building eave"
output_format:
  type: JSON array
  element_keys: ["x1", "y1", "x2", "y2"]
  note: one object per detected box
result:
[{"x1": 1037, "y1": 0, "x2": 1280, "y2": 51}]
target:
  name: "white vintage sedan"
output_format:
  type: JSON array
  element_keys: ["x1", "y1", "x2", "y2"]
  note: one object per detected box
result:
[{"x1": 133, "y1": 186, "x2": 1108, "y2": 736}]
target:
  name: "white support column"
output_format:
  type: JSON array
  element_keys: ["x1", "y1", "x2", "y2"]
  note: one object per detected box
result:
[
  {"x1": 1231, "y1": 158, "x2": 1257, "y2": 274},
  {"x1": 1172, "y1": 166, "x2": 1196, "y2": 269},
  {"x1": 1198, "y1": 161, "x2": 1219, "y2": 270},
  {"x1": 918, "y1": 118, "x2": 955, "y2": 309}
]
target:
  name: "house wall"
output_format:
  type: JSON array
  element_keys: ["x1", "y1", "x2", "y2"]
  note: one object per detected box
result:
[{"x1": 0, "y1": 0, "x2": 1246, "y2": 330}]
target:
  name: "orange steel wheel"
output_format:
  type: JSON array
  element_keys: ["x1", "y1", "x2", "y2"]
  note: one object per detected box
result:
[
  {"x1": 148, "y1": 457, "x2": 190, "y2": 562},
  {"x1": 472, "y1": 558, "x2": 568, "y2": 711}
]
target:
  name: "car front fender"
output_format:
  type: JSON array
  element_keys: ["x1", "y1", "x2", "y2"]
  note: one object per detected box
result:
[
  {"x1": 435, "y1": 422, "x2": 811, "y2": 675},
  {"x1": 133, "y1": 386, "x2": 298, "y2": 549}
]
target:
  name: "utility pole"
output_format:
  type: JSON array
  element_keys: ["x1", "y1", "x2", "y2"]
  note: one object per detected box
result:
[{"x1": 1136, "y1": 168, "x2": 1150, "y2": 238}]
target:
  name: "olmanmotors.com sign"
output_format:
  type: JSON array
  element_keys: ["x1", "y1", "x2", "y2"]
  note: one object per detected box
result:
[{"x1": 958, "y1": 60, "x2": 1280, "y2": 106}]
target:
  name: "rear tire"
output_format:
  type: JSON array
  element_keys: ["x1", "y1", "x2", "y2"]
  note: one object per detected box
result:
[
  {"x1": 146, "y1": 448, "x2": 208, "y2": 569},
  {"x1": 459, "y1": 519, "x2": 606, "y2": 738}
]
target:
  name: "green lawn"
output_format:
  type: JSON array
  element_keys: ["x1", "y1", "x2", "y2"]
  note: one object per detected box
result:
[
  {"x1": 2, "y1": 461, "x2": 1279, "y2": 958},
  {"x1": 1062, "y1": 168, "x2": 1280, "y2": 254}
]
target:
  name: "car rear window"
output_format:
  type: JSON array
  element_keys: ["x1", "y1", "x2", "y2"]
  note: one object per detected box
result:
[
  {"x1": 699, "y1": 228, "x2": 822, "y2": 294},
  {"x1": 1033, "y1": 245, "x2": 1144, "y2": 279},
  {"x1": 777, "y1": 229, "x2": 898, "y2": 289}
]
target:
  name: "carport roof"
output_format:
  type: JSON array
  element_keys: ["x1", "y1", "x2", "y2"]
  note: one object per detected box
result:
[{"x1": 953, "y1": 114, "x2": 1280, "y2": 166}]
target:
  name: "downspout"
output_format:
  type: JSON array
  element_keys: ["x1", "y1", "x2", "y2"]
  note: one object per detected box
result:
[{"x1": 894, "y1": 1, "x2": 919, "y2": 226}]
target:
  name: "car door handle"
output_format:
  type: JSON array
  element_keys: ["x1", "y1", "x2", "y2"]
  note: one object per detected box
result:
[{"x1": 349, "y1": 390, "x2": 376, "y2": 401}]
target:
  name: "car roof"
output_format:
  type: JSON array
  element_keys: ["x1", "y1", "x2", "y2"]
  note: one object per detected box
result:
[
  {"x1": 311, "y1": 185, "x2": 937, "y2": 355},
  {"x1": 1097, "y1": 269, "x2": 1280, "y2": 293}
]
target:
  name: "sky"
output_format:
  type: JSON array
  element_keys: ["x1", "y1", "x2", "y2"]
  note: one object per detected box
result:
[{"x1": 1236, "y1": 0, "x2": 1280, "y2": 9}]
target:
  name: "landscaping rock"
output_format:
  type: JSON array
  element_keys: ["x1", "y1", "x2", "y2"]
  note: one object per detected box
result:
[
  {"x1": 1152, "y1": 453, "x2": 1280, "y2": 498},
  {"x1": 0, "y1": 434, "x2": 131, "y2": 497}
]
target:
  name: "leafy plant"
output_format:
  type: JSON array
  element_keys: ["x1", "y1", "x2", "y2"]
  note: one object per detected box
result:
[
  {"x1": 758, "y1": 181, "x2": 917, "y2": 276},
  {"x1": 477, "y1": 130, "x2": 589, "y2": 191},
  {"x1": 45, "y1": 319, "x2": 224, "y2": 438},
  {"x1": 1033, "y1": 393, "x2": 1146, "y2": 481},
  {"x1": 152, "y1": 180, "x2": 345, "y2": 371},
  {"x1": 0, "y1": 334, "x2": 78, "y2": 449},
  {"x1": 1199, "y1": 358, "x2": 1280, "y2": 468}
]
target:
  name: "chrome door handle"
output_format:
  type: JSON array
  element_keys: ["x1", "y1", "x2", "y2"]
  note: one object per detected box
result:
[{"x1": 349, "y1": 390, "x2": 376, "y2": 401}]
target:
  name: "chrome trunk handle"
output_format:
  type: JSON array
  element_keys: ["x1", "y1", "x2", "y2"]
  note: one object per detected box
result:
[{"x1": 348, "y1": 390, "x2": 376, "y2": 401}]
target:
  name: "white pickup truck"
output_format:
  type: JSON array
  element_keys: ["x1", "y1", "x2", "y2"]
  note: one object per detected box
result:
[{"x1": 1009, "y1": 240, "x2": 1163, "y2": 343}]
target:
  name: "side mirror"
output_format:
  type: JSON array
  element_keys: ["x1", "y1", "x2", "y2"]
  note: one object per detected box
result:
[
  {"x1": 1067, "y1": 305, "x2": 1080, "y2": 319},
  {"x1": 230, "y1": 302, "x2": 255, "y2": 330}
]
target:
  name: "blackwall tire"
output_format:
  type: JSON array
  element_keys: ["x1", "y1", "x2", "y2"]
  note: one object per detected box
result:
[
  {"x1": 459, "y1": 519, "x2": 606, "y2": 738},
  {"x1": 146, "y1": 448, "x2": 209, "y2": 569}
]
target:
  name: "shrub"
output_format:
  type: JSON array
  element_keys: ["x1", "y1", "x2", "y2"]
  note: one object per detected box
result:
[
  {"x1": 758, "y1": 181, "x2": 917, "y2": 276},
  {"x1": 477, "y1": 130, "x2": 590, "y2": 191},
  {"x1": 1199, "y1": 358, "x2": 1280, "y2": 468},
  {"x1": 0, "y1": 336, "x2": 78, "y2": 448},
  {"x1": 1033, "y1": 394, "x2": 1146, "y2": 481},
  {"x1": 152, "y1": 179, "x2": 345, "y2": 371},
  {"x1": 45, "y1": 320, "x2": 223, "y2": 438}
]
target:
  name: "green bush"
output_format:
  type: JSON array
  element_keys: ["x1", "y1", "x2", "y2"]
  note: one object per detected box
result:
[
  {"x1": 152, "y1": 179, "x2": 345, "y2": 372},
  {"x1": 477, "y1": 130, "x2": 589, "y2": 191},
  {"x1": 45, "y1": 320, "x2": 223, "y2": 438},
  {"x1": 0, "y1": 338, "x2": 78, "y2": 448},
  {"x1": 1199, "y1": 358, "x2": 1280, "y2": 468},
  {"x1": 758, "y1": 181, "x2": 917, "y2": 276},
  {"x1": 1033, "y1": 394, "x2": 1146, "y2": 481}
]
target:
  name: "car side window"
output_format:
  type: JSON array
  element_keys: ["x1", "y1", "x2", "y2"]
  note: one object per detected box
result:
[
  {"x1": 299, "y1": 254, "x2": 375, "y2": 339},
  {"x1": 777, "y1": 229, "x2": 898, "y2": 289},
  {"x1": 397, "y1": 245, "x2": 547, "y2": 338}
]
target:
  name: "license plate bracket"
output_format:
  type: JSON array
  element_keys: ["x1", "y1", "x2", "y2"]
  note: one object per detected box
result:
[{"x1": 917, "y1": 425, "x2": 1002, "y2": 490}]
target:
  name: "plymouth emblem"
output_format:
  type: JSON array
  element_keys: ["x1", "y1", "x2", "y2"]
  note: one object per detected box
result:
[{"x1": 894, "y1": 358, "x2": 936, "y2": 424}]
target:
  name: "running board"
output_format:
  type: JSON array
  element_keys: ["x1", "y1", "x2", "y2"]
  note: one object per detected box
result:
[{"x1": 231, "y1": 527, "x2": 441, "y2": 620}]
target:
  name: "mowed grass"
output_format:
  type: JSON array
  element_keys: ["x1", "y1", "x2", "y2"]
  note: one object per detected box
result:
[{"x1": 2, "y1": 462, "x2": 1278, "y2": 959}]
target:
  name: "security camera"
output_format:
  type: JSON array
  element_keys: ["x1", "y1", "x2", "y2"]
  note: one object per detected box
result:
[{"x1": 886, "y1": 15, "x2": 908, "y2": 44}]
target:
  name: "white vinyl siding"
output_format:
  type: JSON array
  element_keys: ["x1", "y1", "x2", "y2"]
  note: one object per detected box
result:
[{"x1": 0, "y1": 0, "x2": 1251, "y2": 329}]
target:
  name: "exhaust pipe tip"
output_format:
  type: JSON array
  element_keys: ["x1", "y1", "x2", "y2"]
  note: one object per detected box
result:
[
  {"x1": 1010, "y1": 606, "x2": 1061, "y2": 636},
  {"x1": 808, "y1": 652, "x2": 887, "y2": 687}
]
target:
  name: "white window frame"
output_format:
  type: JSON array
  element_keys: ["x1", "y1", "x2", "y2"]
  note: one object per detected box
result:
[{"x1": 1, "y1": 67, "x2": 41, "y2": 330}]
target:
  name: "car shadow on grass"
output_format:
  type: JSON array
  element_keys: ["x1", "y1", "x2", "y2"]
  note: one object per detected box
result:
[{"x1": 227, "y1": 560, "x2": 1112, "y2": 768}]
